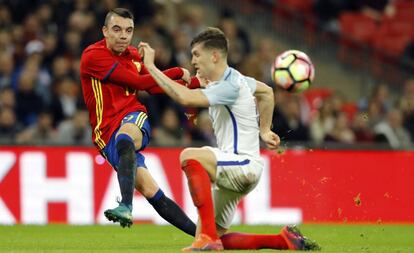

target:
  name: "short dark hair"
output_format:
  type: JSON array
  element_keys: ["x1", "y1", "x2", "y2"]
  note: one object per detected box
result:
[
  {"x1": 190, "y1": 27, "x2": 228, "y2": 55},
  {"x1": 104, "y1": 8, "x2": 134, "y2": 26}
]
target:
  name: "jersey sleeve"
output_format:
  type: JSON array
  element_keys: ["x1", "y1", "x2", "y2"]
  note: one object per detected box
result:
[
  {"x1": 201, "y1": 80, "x2": 239, "y2": 105},
  {"x1": 244, "y1": 76, "x2": 257, "y2": 94},
  {"x1": 81, "y1": 48, "x2": 184, "y2": 90},
  {"x1": 146, "y1": 77, "x2": 201, "y2": 94}
]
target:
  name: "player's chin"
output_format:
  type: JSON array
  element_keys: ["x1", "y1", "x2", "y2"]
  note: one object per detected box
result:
[{"x1": 116, "y1": 45, "x2": 127, "y2": 52}]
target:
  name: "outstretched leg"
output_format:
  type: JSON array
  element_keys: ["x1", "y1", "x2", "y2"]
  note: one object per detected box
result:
[
  {"x1": 220, "y1": 225, "x2": 321, "y2": 251},
  {"x1": 135, "y1": 167, "x2": 196, "y2": 236}
]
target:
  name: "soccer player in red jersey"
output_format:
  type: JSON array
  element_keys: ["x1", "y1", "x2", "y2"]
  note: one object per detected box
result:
[
  {"x1": 139, "y1": 28, "x2": 320, "y2": 251},
  {"x1": 80, "y1": 8, "x2": 197, "y2": 235}
]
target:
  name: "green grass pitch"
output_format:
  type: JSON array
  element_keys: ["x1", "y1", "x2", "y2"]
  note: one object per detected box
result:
[{"x1": 1, "y1": 224, "x2": 413, "y2": 252}]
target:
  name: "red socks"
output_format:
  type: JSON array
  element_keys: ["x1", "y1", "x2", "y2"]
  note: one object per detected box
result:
[
  {"x1": 220, "y1": 232, "x2": 289, "y2": 250},
  {"x1": 182, "y1": 159, "x2": 218, "y2": 240},
  {"x1": 182, "y1": 159, "x2": 289, "y2": 250}
]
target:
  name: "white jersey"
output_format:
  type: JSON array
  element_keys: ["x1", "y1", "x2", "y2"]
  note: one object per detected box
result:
[{"x1": 201, "y1": 67, "x2": 261, "y2": 162}]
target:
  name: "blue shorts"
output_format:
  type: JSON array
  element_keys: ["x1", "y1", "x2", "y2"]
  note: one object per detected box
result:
[{"x1": 102, "y1": 111, "x2": 151, "y2": 170}]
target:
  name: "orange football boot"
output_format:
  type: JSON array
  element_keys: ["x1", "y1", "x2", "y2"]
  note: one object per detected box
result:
[{"x1": 182, "y1": 233, "x2": 224, "y2": 252}]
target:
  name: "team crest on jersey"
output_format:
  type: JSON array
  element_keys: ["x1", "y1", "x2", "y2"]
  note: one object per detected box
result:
[{"x1": 132, "y1": 60, "x2": 141, "y2": 72}]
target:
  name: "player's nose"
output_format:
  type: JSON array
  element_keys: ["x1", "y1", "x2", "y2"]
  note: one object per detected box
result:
[{"x1": 119, "y1": 31, "x2": 128, "y2": 40}]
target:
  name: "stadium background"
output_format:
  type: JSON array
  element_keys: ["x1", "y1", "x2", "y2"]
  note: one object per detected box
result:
[{"x1": 0, "y1": 0, "x2": 413, "y2": 228}]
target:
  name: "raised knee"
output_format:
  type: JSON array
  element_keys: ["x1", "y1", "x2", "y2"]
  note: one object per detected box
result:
[
  {"x1": 117, "y1": 123, "x2": 142, "y2": 150},
  {"x1": 179, "y1": 148, "x2": 196, "y2": 165}
]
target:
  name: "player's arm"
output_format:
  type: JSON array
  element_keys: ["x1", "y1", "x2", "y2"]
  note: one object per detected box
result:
[
  {"x1": 254, "y1": 81, "x2": 280, "y2": 150},
  {"x1": 82, "y1": 49, "x2": 185, "y2": 90},
  {"x1": 145, "y1": 67, "x2": 208, "y2": 106},
  {"x1": 145, "y1": 77, "x2": 201, "y2": 94},
  {"x1": 138, "y1": 43, "x2": 209, "y2": 107},
  {"x1": 108, "y1": 64, "x2": 184, "y2": 90}
]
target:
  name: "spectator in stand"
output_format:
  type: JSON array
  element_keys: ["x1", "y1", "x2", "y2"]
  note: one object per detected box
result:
[
  {"x1": 16, "y1": 110, "x2": 56, "y2": 145},
  {"x1": 0, "y1": 52, "x2": 15, "y2": 89},
  {"x1": 359, "y1": 83, "x2": 392, "y2": 115},
  {"x1": 181, "y1": 4, "x2": 206, "y2": 39},
  {"x1": 51, "y1": 56, "x2": 72, "y2": 79},
  {"x1": 374, "y1": 108, "x2": 411, "y2": 149},
  {"x1": 309, "y1": 98, "x2": 335, "y2": 144},
  {"x1": 68, "y1": 10, "x2": 99, "y2": 48},
  {"x1": 330, "y1": 91, "x2": 347, "y2": 115},
  {"x1": 153, "y1": 107, "x2": 190, "y2": 147},
  {"x1": 64, "y1": 30, "x2": 83, "y2": 59},
  {"x1": 56, "y1": 109, "x2": 92, "y2": 146},
  {"x1": 172, "y1": 29, "x2": 192, "y2": 70},
  {"x1": 0, "y1": 29, "x2": 13, "y2": 55},
  {"x1": 15, "y1": 69, "x2": 44, "y2": 126},
  {"x1": 25, "y1": 41, "x2": 53, "y2": 105},
  {"x1": 241, "y1": 38, "x2": 276, "y2": 85},
  {"x1": 36, "y1": 3, "x2": 57, "y2": 34},
  {"x1": 41, "y1": 32, "x2": 59, "y2": 69},
  {"x1": 10, "y1": 23, "x2": 25, "y2": 61},
  {"x1": 352, "y1": 111, "x2": 375, "y2": 143},
  {"x1": 0, "y1": 107, "x2": 23, "y2": 143},
  {"x1": 0, "y1": 5, "x2": 12, "y2": 29},
  {"x1": 398, "y1": 79, "x2": 414, "y2": 142},
  {"x1": 50, "y1": 76, "x2": 81, "y2": 126},
  {"x1": 190, "y1": 109, "x2": 216, "y2": 147},
  {"x1": 325, "y1": 111, "x2": 355, "y2": 144},
  {"x1": 272, "y1": 94, "x2": 310, "y2": 142},
  {"x1": 365, "y1": 100, "x2": 384, "y2": 128},
  {"x1": 0, "y1": 87, "x2": 15, "y2": 109},
  {"x1": 218, "y1": 9, "x2": 251, "y2": 69}
]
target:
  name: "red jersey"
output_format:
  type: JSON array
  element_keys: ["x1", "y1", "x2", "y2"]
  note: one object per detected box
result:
[{"x1": 80, "y1": 39, "x2": 184, "y2": 150}]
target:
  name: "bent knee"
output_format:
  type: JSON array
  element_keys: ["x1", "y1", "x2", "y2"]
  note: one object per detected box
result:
[
  {"x1": 117, "y1": 123, "x2": 143, "y2": 150},
  {"x1": 179, "y1": 148, "x2": 199, "y2": 165}
]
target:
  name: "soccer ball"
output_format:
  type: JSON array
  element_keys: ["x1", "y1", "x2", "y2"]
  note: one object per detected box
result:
[{"x1": 271, "y1": 50, "x2": 315, "y2": 93}]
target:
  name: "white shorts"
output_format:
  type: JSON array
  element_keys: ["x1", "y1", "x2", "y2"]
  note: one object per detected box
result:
[{"x1": 205, "y1": 147, "x2": 263, "y2": 229}]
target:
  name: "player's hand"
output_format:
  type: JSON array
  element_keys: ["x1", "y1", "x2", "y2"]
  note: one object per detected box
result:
[
  {"x1": 260, "y1": 130, "x2": 280, "y2": 150},
  {"x1": 181, "y1": 68, "x2": 191, "y2": 84},
  {"x1": 138, "y1": 42, "x2": 155, "y2": 68}
]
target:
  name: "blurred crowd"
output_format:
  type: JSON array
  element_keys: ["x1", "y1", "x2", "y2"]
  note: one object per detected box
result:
[
  {"x1": 272, "y1": 79, "x2": 414, "y2": 149},
  {"x1": 0, "y1": 0, "x2": 412, "y2": 149}
]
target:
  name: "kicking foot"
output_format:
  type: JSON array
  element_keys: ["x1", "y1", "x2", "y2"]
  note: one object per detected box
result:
[
  {"x1": 281, "y1": 225, "x2": 321, "y2": 251},
  {"x1": 182, "y1": 233, "x2": 224, "y2": 252},
  {"x1": 104, "y1": 202, "x2": 133, "y2": 228}
]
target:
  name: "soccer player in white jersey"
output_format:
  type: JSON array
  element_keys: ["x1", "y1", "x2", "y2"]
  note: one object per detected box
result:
[{"x1": 139, "y1": 27, "x2": 320, "y2": 252}]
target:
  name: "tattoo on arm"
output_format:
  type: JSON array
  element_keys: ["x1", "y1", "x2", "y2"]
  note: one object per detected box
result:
[{"x1": 148, "y1": 68, "x2": 180, "y2": 99}]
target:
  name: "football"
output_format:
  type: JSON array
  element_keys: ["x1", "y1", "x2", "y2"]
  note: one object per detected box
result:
[{"x1": 271, "y1": 50, "x2": 315, "y2": 93}]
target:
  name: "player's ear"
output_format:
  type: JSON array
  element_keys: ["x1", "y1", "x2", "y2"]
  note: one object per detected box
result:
[
  {"x1": 102, "y1": 26, "x2": 108, "y2": 37},
  {"x1": 211, "y1": 50, "x2": 219, "y2": 63}
]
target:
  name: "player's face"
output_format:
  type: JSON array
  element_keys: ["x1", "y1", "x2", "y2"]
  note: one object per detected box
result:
[
  {"x1": 103, "y1": 15, "x2": 134, "y2": 55},
  {"x1": 191, "y1": 43, "x2": 215, "y2": 80}
]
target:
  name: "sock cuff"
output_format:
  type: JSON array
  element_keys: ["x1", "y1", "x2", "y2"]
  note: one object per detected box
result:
[
  {"x1": 147, "y1": 189, "x2": 165, "y2": 204},
  {"x1": 181, "y1": 159, "x2": 203, "y2": 172},
  {"x1": 115, "y1": 133, "x2": 134, "y2": 144}
]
